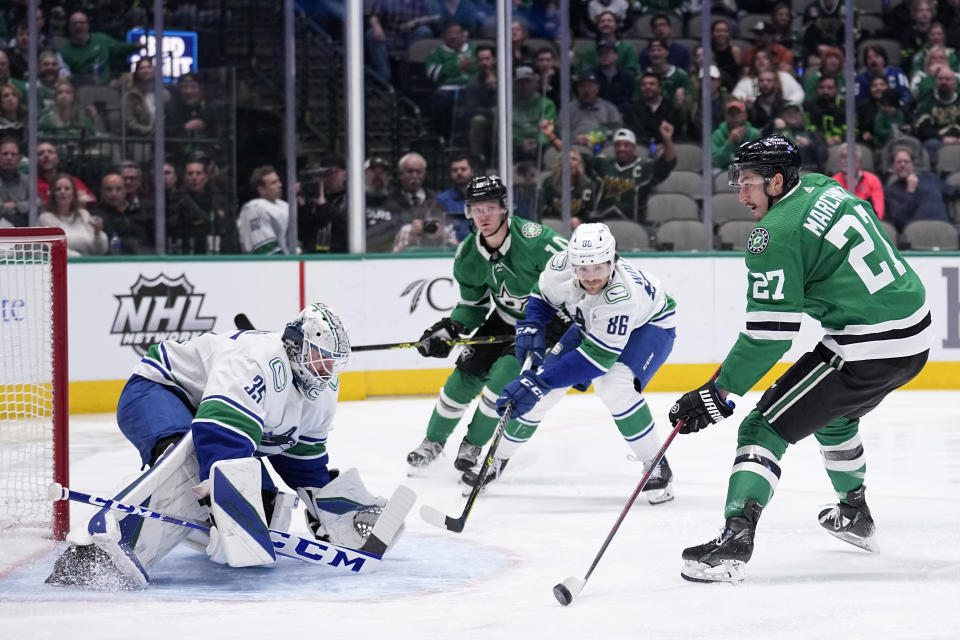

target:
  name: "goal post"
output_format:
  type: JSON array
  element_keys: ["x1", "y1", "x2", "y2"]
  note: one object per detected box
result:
[{"x1": 0, "y1": 227, "x2": 69, "y2": 540}]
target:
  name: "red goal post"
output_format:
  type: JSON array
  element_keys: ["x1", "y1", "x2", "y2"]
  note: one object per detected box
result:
[{"x1": 0, "y1": 227, "x2": 69, "y2": 540}]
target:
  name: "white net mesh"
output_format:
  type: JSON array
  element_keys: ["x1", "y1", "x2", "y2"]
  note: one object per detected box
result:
[{"x1": 0, "y1": 240, "x2": 55, "y2": 532}]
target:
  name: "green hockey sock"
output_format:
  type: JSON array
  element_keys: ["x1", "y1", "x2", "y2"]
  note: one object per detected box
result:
[
  {"x1": 424, "y1": 368, "x2": 485, "y2": 443},
  {"x1": 814, "y1": 418, "x2": 865, "y2": 501},
  {"x1": 724, "y1": 409, "x2": 789, "y2": 519}
]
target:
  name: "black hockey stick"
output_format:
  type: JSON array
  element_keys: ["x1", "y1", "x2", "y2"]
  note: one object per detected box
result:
[
  {"x1": 419, "y1": 355, "x2": 532, "y2": 533},
  {"x1": 234, "y1": 313, "x2": 255, "y2": 330},
  {"x1": 352, "y1": 335, "x2": 512, "y2": 352},
  {"x1": 552, "y1": 418, "x2": 686, "y2": 606},
  {"x1": 234, "y1": 313, "x2": 511, "y2": 352}
]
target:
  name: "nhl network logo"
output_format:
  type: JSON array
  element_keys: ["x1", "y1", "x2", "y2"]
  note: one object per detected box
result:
[{"x1": 112, "y1": 273, "x2": 216, "y2": 355}]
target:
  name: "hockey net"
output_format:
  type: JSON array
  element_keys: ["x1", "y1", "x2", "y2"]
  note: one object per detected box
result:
[{"x1": 0, "y1": 228, "x2": 69, "y2": 540}]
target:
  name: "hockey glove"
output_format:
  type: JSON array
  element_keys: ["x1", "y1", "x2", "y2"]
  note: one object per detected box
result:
[
  {"x1": 496, "y1": 371, "x2": 550, "y2": 419},
  {"x1": 668, "y1": 380, "x2": 735, "y2": 434},
  {"x1": 515, "y1": 319, "x2": 546, "y2": 367},
  {"x1": 416, "y1": 317, "x2": 466, "y2": 358}
]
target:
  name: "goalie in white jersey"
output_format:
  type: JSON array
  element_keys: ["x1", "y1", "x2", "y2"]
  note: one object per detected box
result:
[
  {"x1": 48, "y1": 303, "x2": 400, "y2": 589},
  {"x1": 475, "y1": 223, "x2": 678, "y2": 503}
]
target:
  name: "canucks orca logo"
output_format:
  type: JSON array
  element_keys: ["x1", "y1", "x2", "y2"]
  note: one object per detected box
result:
[
  {"x1": 111, "y1": 273, "x2": 216, "y2": 355},
  {"x1": 261, "y1": 426, "x2": 297, "y2": 449}
]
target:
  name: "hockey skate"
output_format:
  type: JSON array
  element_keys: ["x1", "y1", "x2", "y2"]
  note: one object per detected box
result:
[
  {"x1": 680, "y1": 500, "x2": 762, "y2": 584},
  {"x1": 406, "y1": 437, "x2": 445, "y2": 474},
  {"x1": 818, "y1": 485, "x2": 878, "y2": 552},
  {"x1": 641, "y1": 457, "x2": 674, "y2": 505},
  {"x1": 454, "y1": 438, "x2": 482, "y2": 472},
  {"x1": 460, "y1": 457, "x2": 508, "y2": 494}
]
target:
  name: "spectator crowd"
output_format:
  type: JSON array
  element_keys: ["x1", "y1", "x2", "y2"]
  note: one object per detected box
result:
[{"x1": 3, "y1": 1, "x2": 960, "y2": 254}]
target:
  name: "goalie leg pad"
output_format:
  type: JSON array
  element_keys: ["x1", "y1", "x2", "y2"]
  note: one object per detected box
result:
[
  {"x1": 205, "y1": 458, "x2": 277, "y2": 567},
  {"x1": 51, "y1": 431, "x2": 204, "y2": 587},
  {"x1": 298, "y1": 468, "x2": 389, "y2": 550}
]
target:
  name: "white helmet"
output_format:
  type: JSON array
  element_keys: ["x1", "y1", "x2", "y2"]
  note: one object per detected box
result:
[
  {"x1": 282, "y1": 302, "x2": 351, "y2": 399},
  {"x1": 568, "y1": 222, "x2": 616, "y2": 266}
]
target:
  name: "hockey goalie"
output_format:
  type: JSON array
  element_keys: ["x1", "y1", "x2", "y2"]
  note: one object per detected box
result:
[{"x1": 47, "y1": 303, "x2": 410, "y2": 590}]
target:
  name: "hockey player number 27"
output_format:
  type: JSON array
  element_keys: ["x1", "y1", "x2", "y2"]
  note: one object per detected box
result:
[{"x1": 825, "y1": 204, "x2": 906, "y2": 295}]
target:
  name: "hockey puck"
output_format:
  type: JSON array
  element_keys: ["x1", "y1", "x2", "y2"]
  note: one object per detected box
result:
[{"x1": 553, "y1": 583, "x2": 573, "y2": 606}]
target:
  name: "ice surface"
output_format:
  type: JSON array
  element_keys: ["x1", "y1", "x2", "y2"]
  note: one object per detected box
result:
[{"x1": 2, "y1": 391, "x2": 958, "y2": 640}]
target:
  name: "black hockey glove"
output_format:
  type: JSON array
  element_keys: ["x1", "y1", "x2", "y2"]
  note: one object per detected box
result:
[
  {"x1": 669, "y1": 380, "x2": 735, "y2": 434},
  {"x1": 416, "y1": 317, "x2": 466, "y2": 358}
]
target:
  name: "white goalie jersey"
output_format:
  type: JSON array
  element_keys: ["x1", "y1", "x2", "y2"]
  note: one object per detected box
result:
[{"x1": 133, "y1": 330, "x2": 337, "y2": 474}]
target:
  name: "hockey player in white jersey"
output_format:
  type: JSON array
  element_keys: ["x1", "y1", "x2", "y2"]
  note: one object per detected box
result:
[
  {"x1": 473, "y1": 223, "x2": 678, "y2": 503},
  {"x1": 47, "y1": 302, "x2": 403, "y2": 589}
]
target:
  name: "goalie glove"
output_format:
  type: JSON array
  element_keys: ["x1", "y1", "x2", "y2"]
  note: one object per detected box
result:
[
  {"x1": 669, "y1": 380, "x2": 735, "y2": 434},
  {"x1": 297, "y1": 468, "x2": 396, "y2": 550},
  {"x1": 416, "y1": 317, "x2": 466, "y2": 358}
]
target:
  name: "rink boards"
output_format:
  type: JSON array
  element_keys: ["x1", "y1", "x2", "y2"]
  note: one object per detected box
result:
[{"x1": 53, "y1": 252, "x2": 960, "y2": 412}]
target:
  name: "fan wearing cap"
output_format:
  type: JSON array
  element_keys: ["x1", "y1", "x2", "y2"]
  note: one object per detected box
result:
[
  {"x1": 554, "y1": 70, "x2": 622, "y2": 153},
  {"x1": 686, "y1": 63, "x2": 735, "y2": 140},
  {"x1": 589, "y1": 38, "x2": 635, "y2": 109},
  {"x1": 639, "y1": 38, "x2": 692, "y2": 109},
  {"x1": 575, "y1": 11, "x2": 639, "y2": 75},
  {"x1": 711, "y1": 100, "x2": 761, "y2": 170},
  {"x1": 590, "y1": 123, "x2": 676, "y2": 224},
  {"x1": 741, "y1": 20, "x2": 794, "y2": 75},
  {"x1": 513, "y1": 65, "x2": 558, "y2": 162},
  {"x1": 167, "y1": 72, "x2": 221, "y2": 141}
]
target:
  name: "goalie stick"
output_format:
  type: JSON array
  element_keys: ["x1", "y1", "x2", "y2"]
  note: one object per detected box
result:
[
  {"x1": 551, "y1": 419, "x2": 685, "y2": 606},
  {"x1": 233, "y1": 313, "x2": 511, "y2": 352},
  {"x1": 48, "y1": 482, "x2": 416, "y2": 575},
  {"x1": 419, "y1": 355, "x2": 532, "y2": 533}
]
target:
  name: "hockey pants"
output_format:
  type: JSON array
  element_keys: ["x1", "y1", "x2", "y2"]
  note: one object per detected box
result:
[{"x1": 723, "y1": 343, "x2": 928, "y2": 519}]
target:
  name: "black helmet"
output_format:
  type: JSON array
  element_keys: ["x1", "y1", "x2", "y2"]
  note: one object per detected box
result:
[
  {"x1": 728, "y1": 134, "x2": 802, "y2": 192},
  {"x1": 465, "y1": 175, "x2": 507, "y2": 206}
]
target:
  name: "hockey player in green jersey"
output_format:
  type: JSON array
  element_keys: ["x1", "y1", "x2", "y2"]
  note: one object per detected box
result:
[
  {"x1": 669, "y1": 135, "x2": 930, "y2": 583},
  {"x1": 407, "y1": 175, "x2": 570, "y2": 474}
]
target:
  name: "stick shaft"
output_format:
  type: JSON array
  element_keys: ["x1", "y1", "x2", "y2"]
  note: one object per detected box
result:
[
  {"x1": 581, "y1": 420, "x2": 685, "y2": 583},
  {"x1": 352, "y1": 335, "x2": 512, "y2": 352}
]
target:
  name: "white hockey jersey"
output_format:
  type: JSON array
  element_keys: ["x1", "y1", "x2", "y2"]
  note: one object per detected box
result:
[
  {"x1": 133, "y1": 331, "x2": 336, "y2": 484},
  {"x1": 534, "y1": 253, "x2": 677, "y2": 373},
  {"x1": 237, "y1": 198, "x2": 290, "y2": 254}
]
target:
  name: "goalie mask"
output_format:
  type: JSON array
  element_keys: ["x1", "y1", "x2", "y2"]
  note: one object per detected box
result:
[{"x1": 283, "y1": 303, "x2": 351, "y2": 398}]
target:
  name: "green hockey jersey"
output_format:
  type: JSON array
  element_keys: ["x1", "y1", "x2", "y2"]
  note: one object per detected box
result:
[
  {"x1": 717, "y1": 173, "x2": 930, "y2": 396},
  {"x1": 591, "y1": 154, "x2": 675, "y2": 223},
  {"x1": 450, "y1": 216, "x2": 569, "y2": 330}
]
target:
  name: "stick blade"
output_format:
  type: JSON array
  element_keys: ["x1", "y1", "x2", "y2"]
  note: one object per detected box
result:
[
  {"x1": 553, "y1": 576, "x2": 585, "y2": 606},
  {"x1": 419, "y1": 504, "x2": 465, "y2": 533},
  {"x1": 361, "y1": 485, "x2": 417, "y2": 555},
  {"x1": 234, "y1": 313, "x2": 255, "y2": 330}
]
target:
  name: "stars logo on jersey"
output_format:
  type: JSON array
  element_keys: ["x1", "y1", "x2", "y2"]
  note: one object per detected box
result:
[
  {"x1": 521, "y1": 222, "x2": 543, "y2": 238},
  {"x1": 748, "y1": 227, "x2": 770, "y2": 254},
  {"x1": 495, "y1": 281, "x2": 529, "y2": 314}
]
